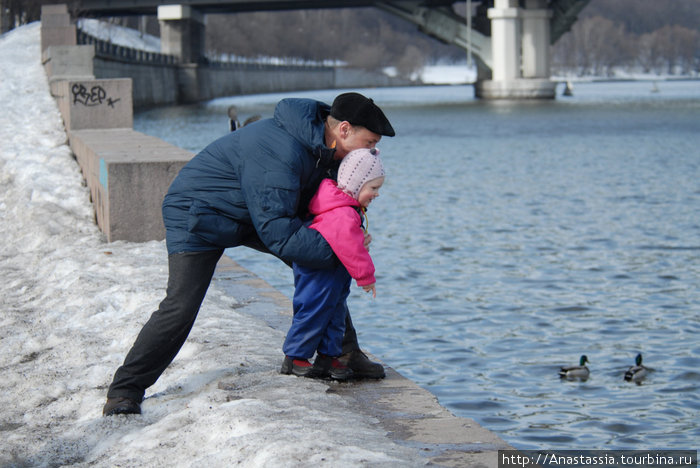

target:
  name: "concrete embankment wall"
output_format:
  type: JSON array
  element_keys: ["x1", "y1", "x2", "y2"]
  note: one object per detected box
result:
[
  {"x1": 47, "y1": 75, "x2": 193, "y2": 242},
  {"x1": 90, "y1": 56, "x2": 338, "y2": 108},
  {"x1": 174, "y1": 66, "x2": 409, "y2": 103},
  {"x1": 173, "y1": 63, "x2": 336, "y2": 104},
  {"x1": 92, "y1": 57, "x2": 180, "y2": 107},
  {"x1": 91, "y1": 59, "x2": 413, "y2": 108}
]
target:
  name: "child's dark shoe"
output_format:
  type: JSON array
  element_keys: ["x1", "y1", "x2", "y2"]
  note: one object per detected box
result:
[
  {"x1": 328, "y1": 358, "x2": 353, "y2": 381},
  {"x1": 280, "y1": 356, "x2": 314, "y2": 377},
  {"x1": 313, "y1": 354, "x2": 354, "y2": 381}
]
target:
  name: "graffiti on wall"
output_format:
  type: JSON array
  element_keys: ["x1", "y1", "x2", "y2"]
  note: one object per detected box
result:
[{"x1": 72, "y1": 84, "x2": 121, "y2": 108}]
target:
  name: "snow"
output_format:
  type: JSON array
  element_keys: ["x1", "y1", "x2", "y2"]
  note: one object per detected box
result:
[
  {"x1": 77, "y1": 18, "x2": 161, "y2": 52},
  {"x1": 418, "y1": 63, "x2": 477, "y2": 84},
  {"x1": 0, "y1": 23, "x2": 425, "y2": 467}
]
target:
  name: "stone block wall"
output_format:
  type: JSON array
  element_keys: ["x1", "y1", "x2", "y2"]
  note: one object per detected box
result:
[
  {"x1": 42, "y1": 45, "x2": 95, "y2": 82},
  {"x1": 40, "y1": 4, "x2": 76, "y2": 52},
  {"x1": 41, "y1": 5, "x2": 192, "y2": 243},
  {"x1": 69, "y1": 129, "x2": 192, "y2": 242},
  {"x1": 50, "y1": 78, "x2": 133, "y2": 131}
]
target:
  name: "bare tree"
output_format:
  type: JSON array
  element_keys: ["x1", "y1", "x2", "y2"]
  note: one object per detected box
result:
[
  {"x1": 395, "y1": 45, "x2": 425, "y2": 79},
  {"x1": 204, "y1": 8, "x2": 456, "y2": 70},
  {"x1": 659, "y1": 25, "x2": 698, "y2": 74},
  {"x1": 344, "y1": 41, "x2": 388, "y2": 71},
  {"x1": 638, "y1": 31, "x2": 666, "y2": 74},
  {"x1": 584, "y1": 0, "x2": 700, "y2": 36},
  {"x1": 1, "y1": 0, "x2": 43, "y2": 31},
  {"x1": 1, "y1": 0, "x2": 85, "y2": 32},
  {"x1": 639, "y1": 25, "x2": 700, "y2": 75},
  {"x1": 553, "y1": 15, "x2": 636, "y2": 76}
]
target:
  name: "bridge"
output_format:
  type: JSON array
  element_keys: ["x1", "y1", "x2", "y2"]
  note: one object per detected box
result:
[{"x1": 75, "y1": 0, "x2": 591, "y2": 99}]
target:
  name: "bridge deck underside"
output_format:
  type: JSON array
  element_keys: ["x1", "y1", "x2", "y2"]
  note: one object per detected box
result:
[{"x1": 78, "y1": 0, "x2": 460, "y2": 16}]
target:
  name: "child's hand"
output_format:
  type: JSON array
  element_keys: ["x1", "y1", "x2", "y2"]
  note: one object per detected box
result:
[
  {"x1": 364, "y1": 232, "x2": 372, "y2": 251},
  {"x1": 363, "y1": 283, "x2": 376, "y2": 298}
]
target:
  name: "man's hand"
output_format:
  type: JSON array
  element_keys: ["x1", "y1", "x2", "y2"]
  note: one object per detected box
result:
[{"x1": 363, "y1": 283, "x2": 376, "y2": 298}]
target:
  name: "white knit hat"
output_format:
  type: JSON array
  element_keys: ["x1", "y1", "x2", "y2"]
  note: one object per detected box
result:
[{"x1": 337, "y1": 148, "x2": 385, "y2": 200}]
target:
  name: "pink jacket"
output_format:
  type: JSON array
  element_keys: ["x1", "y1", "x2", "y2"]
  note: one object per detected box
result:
[{"x1": 308, "y1": 179, "x2": 376, "y2": 286}]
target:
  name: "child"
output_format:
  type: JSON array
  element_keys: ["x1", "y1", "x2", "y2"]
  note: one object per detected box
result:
[{"x1": 281, "y1": 148, "x2": 385, "y2": 380}]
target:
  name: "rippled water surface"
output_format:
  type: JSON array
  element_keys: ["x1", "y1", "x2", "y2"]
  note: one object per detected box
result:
[{"x1": 135, "y1": 81, "x2": 700, "y2": 450}]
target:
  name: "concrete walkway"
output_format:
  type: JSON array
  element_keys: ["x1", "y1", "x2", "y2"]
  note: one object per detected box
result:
[{"x1": 213, "y1": 255, "x2": 514, "y2": 467}]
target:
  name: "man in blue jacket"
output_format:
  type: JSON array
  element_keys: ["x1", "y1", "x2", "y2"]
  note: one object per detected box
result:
[{"x1": 103, "y1": 92, "x2": 395, "y2": 416}]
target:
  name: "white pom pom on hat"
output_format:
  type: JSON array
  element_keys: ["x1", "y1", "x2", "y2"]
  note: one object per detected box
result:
[{"x1": 337, "y1": 148, "x2": 385, "y2": 200}]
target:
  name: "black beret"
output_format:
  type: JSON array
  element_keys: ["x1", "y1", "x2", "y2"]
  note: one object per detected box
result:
[{"x1": 330, "y1": 92, "x2": 395, "y2": 137}]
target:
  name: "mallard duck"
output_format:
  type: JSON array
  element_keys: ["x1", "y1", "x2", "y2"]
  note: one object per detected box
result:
[
  {"x1": 559, "y1": 355, "x2": 590, "y2": 380},
  {"x1": 624, "y1": 353, "x2": 648, "y2": 382}
]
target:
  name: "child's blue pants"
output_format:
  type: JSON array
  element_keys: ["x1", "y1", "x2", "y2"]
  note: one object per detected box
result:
[{"x1": 283, "y1": 262, "x2": 352, "y2": 359}]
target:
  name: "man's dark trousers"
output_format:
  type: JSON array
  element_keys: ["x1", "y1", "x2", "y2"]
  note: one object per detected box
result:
[{"x1": 106, "y1": 250, "x2": 361, "y2": 403}]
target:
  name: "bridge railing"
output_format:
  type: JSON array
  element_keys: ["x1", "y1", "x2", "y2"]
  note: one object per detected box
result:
[
  {"x1": 76, "y1": 27, "x2": 335, "y2": 72},
  {"x1": 76, "y1": 28, "x2": 179, "y2": 65}
]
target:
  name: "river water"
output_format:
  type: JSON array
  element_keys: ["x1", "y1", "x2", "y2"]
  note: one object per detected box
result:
[{"x1": 135, "y1": 80, "x2": 700, "y2": 451}]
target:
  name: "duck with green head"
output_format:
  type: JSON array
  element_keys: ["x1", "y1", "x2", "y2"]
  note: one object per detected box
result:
[
  {"x1": 624, "y1": 353, "x2": 648, "y2": 382},
  {"x1": 559, "y1": 355, "x2": 590, "y2": 380}
]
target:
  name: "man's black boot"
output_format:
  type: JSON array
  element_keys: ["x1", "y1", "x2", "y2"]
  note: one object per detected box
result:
[
  {"x1": 338, "y1": 350, "x2": 385, "y2": 379},
  {"x1": 103, "y1": 397, "x2": 141, "y2": 416}
]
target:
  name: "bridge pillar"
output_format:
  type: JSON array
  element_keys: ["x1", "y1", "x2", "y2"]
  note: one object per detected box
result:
[
  {"x1": 475, "y1": 0, "x2": 556, "y2": 99},
  {"x1": 157, "y1": 5, "x2": 204, "y2": 64},
  {"x1": 489, "y1": 0, "x2": 520, "y2": 82},
  {"x1": 521, "y1": 0, "x2": 552, "y2": 79}
]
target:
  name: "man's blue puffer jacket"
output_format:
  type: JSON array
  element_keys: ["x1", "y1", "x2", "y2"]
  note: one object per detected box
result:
[{"x1": 162, "y1": 98, "x2": 338, "y2": 269}]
